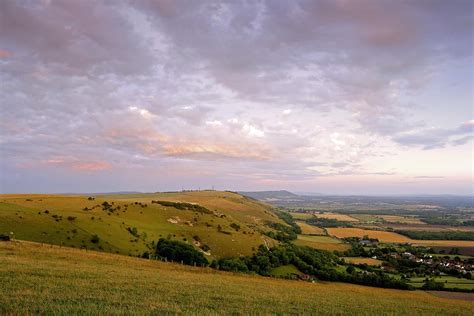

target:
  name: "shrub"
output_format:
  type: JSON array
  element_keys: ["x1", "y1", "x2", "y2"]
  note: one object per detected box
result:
[
  {"x1": 90, "y1": 235, "x2": 100, "y2": 244},
  {"x1": 422, "y1": 279, "x2": 445, "y2": 290},
  {"x1": 230, "y1": 223, "x2": 241, "y2": 231},
  {"x1": 155, "y1": 238, "x2": 208, "y2": 266}
]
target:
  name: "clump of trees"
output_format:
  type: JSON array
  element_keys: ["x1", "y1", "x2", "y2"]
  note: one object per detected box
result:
[
  {"x1": 396, "y1": 230, "x2": 474, "y2": 241},
  {"x1": 152, "y1": 201, "x2": 212, "y2": 214},
  {"x1": 422, "y1": 278, "x2": 445, "y2": 290},
  {"x1": 127, "y1": 227, "x2": 139, "y2": 238},
  {"x1": 211, "y1": 244, "x2": 410, "y2": 290},
  {"x1": 306, "y1": 217, "x2": 352, "y2": 228},
  {"x1": 264, "y1": 222, "x2": 298, "y2": 242},
  {"x1": 90, "y1": 235, "x2": 100, "y2": 244},
  {"x1": 263, "y1": 209, "x2": 302, "y2": 242},
  {"x1": 155, "y1": 238, "x2": 208, "y2": 266},
  {"x1": 230, "y1": 223, "x2": 240, "y2": 231}
]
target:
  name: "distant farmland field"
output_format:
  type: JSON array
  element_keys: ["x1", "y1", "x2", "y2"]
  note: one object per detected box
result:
[
  {"x1": 376, "y1": 215, "x2": 425, "y2": 225},
  {"x1": 380, "y1": 224, "x2": 474, "y2": 232},
  {"x1": 296, "y1": 221, "x2": 325, "y2": 235},
  {"x1": 294, "y1": 235, "x2": 350, "y2": 252},
  {"x1": 289, "y1": 212, "x2": 314, "y2": 220},
  {"x1": 314, "y1": 213, "x2": 359, "y2": 222},
  {"x1": 327, "y1": 228, "x2": 474, "y2": 248},
  {"x1": 342, "y1": 257, "x2": 383, "y2": 266},
  {"x1": 327, "y1": 228, "x2": 412, "y2": 243}
]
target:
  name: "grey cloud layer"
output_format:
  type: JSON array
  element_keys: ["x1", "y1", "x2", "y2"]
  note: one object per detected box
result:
[{"x1": 0, "y1": 0, "x2": 472, "y2": 192}]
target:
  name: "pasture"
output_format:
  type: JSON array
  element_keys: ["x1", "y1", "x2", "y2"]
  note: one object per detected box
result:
[
  {"x1": 294, "y1": 235, "x2": 350, "y2": 252},
  {"x1": 314, "y1": 212, "x2": 359, "y2": 222},
  {"x1": 0, "y1": 240, "x2": 472, "y2": 315},
  {"x1": 289, "y1": 212, "x2": 315, "y2": 220},
  {"x1": 296, "y1": 221, "x2": 326, "y2": 235},
  {"x1": 0, "y1": 191, "x2": 283, "y2": 259},
  {"x1": 409, "y1": 276, "x2": 474, "y2": 290},
  {"x1": 327, "y1": 228, "x2": 412, "y2": 243},
  {"x1": 375, "y1": 215, "x2": 425, "y2": 225},
  {"x1": 327, "y1": 228, "x2": 474, "y2": 248},
  {"x1": 342, "y1": 257, "x2": 383, "y2": 266}
]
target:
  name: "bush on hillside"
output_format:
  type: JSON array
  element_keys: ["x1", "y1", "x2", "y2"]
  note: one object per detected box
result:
[{"x1": 155, "y1": 238, "x2": 208, "y2": 266}]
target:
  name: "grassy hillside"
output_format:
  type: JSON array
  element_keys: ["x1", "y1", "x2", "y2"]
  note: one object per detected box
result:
[
  {"x1": 1, "y1": 240, "x2": 472, "y2": 315},
  {"x1": 0, "y1": 191, "x2": 283, "y2": 259}
]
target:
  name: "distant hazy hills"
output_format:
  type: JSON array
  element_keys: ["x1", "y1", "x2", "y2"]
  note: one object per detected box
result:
[{"x1": 238, "y1": 190, "x2": 300, "y2": 201}]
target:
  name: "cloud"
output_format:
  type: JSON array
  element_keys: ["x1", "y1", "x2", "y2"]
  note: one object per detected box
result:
[
  {"x1": 162, "y1": 141, "x2": 271, "y2": 160},
  {"x1": 393, "y1": 120, "x2": 473, "y2": 149},
  {"x1": 0, "y1": 1, "x2": 154, "y2": 76},
  {"x1": 39, "y1": 156, "x2": 112, "y2": 172},
  {"x1": 0, "y1": 0, "x2": 472, "y2": 194}
]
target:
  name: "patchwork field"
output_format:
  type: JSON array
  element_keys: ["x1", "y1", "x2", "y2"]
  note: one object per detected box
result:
[
  {"x1": 296, "y1": 221, "x2": 325, "y2": 235},
  {"x1": 409, "y1": 276, "x2": 474, "y2": 290},
  {"x1": 0, "y1": 191, "x2": 284, "y2": 259},
  {"x1": 375, "y1": 215, "x2": 425, "y2": 225},
  {"x1": 327, "y1": 228, "x2": 412, "y2": 243},
  {"x1": 314, "y1": 212, "x2": 359, "y2": 222},
  {"x1": 379, "y1": 224, "x2": 474, "y2": 232},
  {"x1": 342, "y1": 257, "x2": 383, "y2": 266},
  {"x1": 294, "y1": 235, "x2": 350, "y2": 252},
  {"x1": 327, "y1": 228, "x2": 474, "y2": 248},
  {"x1": 1, "y1": 240, "x2": 472, "y2": 315},
  {"x1": 289, "y1": 212, "x2": 315, "y2": 220}
]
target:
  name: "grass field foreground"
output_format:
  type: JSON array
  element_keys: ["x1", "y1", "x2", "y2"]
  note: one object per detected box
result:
[{"x1": 0, "y1": 241, "x2": 472, "y2": 315}]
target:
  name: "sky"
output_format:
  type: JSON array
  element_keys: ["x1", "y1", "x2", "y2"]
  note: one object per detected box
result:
[{"x1": 0, "y1": 0, "x2": 473, "y2": 195}]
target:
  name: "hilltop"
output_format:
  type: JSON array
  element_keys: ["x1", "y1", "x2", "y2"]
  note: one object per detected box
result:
[
  {"x1": 0, "y1": 191, "x2": 285, "y2": 259},
  {"x1": 1, "y1": 240, "x2": 471, "y2": 315}
]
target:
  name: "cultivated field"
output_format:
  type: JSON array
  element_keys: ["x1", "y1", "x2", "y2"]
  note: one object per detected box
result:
[
  {"x1": 327, "y1": 228, "x2": 474, "y2": 248},
  {"x1": 327, "y1": 228, "x2": 412, "y2": 243},
  {"x1": 296, "y1": 221, "x2": 325, "y2": 235},
  {"x1": 342, "y1": 257, "x2": 383, "y2": 266},
  {"x1": 289, "y1": 212, "x2": 315, "y2": 220},
  {"x1": 379, "y1": 223, "x2": 474, "y2": 232},
  {"x1": 409, "y1": 276, "x2": 474, "y2": 290},
  {"x1": 375, "y1": 215, "x2": 425, "y2": 224},
  {"x1": 1, "y1": 241, "x2": 472, "y2": 315},
  {"x1": 314, "y1": 212, "x2": 359, "y2": 222},
  {"x1": 294, "y1": 235, "x2": 350, "y2": 252}
]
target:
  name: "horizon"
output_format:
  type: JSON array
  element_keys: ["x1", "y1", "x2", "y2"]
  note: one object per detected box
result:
[
  {"x1": 1, "y1": 1, "x2": 473, "y2": 195},
  {"x1": 1, "y1": 188, "x2": 473, "y2": 198}
]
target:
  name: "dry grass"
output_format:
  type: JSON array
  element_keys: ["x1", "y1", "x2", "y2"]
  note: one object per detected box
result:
[
  {"x1": 342, "y1": 257, "x2": 383, "y2": 266},
  {"x1": 314, "y1": 212, "x2": 359, "y2": 222},
  {"x1": 294, "y1": 235, "x2": 351, "y2": 252},
  {"x1": 289, "y1": 212, "x2": 315, "y2": 220},
  {"x1": 376, "y1": 215, "x2": 425, "y2": 225},
  {"x1": 0, "y1": 191, "x2": 283, "y2": 259},
  {"x1": 0, "y1": 240, "x2": 472, "y2": 315},
  {"x1": 296, "y1": 221, "x2": 325, "y2": 235},
  {"x1": 327, "y1": 228, "x2": 413, "y2": 243}
]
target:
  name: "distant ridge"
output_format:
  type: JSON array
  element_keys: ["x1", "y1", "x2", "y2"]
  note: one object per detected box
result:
[{"x1": 238, "y1": 190, "x2": 299, "y2": 201}]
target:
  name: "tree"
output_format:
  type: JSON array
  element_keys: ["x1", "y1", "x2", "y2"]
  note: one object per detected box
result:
[
  {"x1": 155, "y1": 238, "x2": 208, "y2": 266},
  {"x1": 90, "y1": 235, "x2": 100, "y2": 244}
]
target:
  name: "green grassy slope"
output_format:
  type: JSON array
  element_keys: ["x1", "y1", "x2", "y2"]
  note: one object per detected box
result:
[
  {"x1": 0, "y1": 191, "x2": 283, "y2": 259},
  {"x1": 0, "y1": 241, "x2": 471, "y2": 315}
]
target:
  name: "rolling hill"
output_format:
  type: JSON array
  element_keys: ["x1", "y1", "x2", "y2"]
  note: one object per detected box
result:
[{"x1": 0, "y1": 191, "x2": 285, "y2": 259}]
